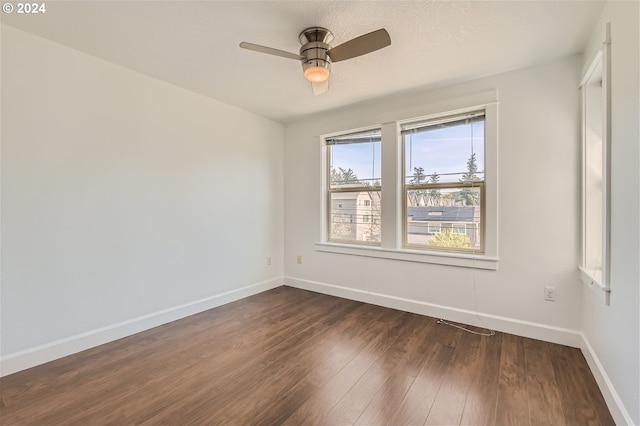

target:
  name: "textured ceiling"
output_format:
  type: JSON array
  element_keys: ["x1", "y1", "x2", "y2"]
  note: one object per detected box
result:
[{"x1": 2, "y1": 1, "x2": 604, "y2": 123}]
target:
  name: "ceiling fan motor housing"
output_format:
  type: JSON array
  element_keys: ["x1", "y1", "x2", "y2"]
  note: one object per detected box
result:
[
  {"x1": 299, "y1": 27, "x2": 333, "y2": 81},
  {"x1": 300, "y1": 41, "x2": 331, "y2": 75}
]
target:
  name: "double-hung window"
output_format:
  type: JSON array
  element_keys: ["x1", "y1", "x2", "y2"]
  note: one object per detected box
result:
[
  {"x1": 319, "y1": 91, "x2": 498, "y2": 269},
  {"x1": 402, "y1": 111, "x2": 485, "y2": 253},
  {"x1": 326, "y1": 129, "x2": 382, "y2": 245}
]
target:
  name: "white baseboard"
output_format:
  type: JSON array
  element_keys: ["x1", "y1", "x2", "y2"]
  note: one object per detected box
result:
[
  {"x1": 0, "y1": 277, "x2": 283, "y2": 377},
  {"x1": 284, "y1": 276, "x2": 582, "y2": 347},
  {"x1": 580, "y1": 333, "x2": 635, "y2": 426}
]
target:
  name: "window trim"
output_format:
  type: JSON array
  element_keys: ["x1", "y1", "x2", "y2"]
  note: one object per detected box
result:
[
  {"x1": 579, "y1": 23, "x2": 611, "y2": 305},
  {"x1": 314, "y1": 241, "x2": 498, "y2": 270},
  {"x1": 318, "y1": 91, "x2": 498, "y2": 270}
]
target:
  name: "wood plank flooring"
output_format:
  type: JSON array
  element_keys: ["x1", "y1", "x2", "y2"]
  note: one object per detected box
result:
[{"x1": 0, "y1": 287, "x2": 615, "y2": 425}]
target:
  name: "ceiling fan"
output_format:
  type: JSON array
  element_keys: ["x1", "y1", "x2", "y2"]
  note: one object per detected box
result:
[{"x1": 239, "y1": 27, "x2": 391, "y2": 95}]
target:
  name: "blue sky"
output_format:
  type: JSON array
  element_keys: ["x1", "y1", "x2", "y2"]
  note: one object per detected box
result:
[{"x1": 329, "y1": 121, "x2": 484, "y2": 184}]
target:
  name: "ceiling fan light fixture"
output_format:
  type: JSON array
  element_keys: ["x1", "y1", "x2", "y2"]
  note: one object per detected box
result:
[
  {"x1": 302, "y1": 58, "x2": 331, "y2": 83},
  {"x1": 304, "y1": 66, "x2": 330, "y2": 82}
]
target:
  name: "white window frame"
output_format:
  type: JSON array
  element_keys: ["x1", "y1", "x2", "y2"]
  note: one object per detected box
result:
[
  {"x1": 325, "y1": 128, "x2": 382, "y2": 246},
  {"x1": 318, "y1": 91, "x2": 498, "y2": 270},
  {"x1": 402, "y1": 110, "x2": 486, "y2": 255},
  {"x1": 579, "y1": 23, "x2": 611, "y2": 305}
]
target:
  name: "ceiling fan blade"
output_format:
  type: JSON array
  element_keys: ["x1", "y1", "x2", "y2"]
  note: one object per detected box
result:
[
  {"x1": 327, "y1": 29, "x2": 391, "y2": 62},
  {"x1": 239, "y1": 42, "x2": 304, "y2": 61},
  {"x1": 312, "y1": 80, "x2": 329, "y2": 95}
]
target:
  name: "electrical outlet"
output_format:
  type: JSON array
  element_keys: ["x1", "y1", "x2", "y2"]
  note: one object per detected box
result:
[
  {"x1": 267, "y1": 257, "x2": 271, "y2": 266},
  {"x1": 544, "y1": 286, "x2": 557, "y2": 301},
  {"x1": 296, "y1": 255, "x2": 302, "y2": 264}
]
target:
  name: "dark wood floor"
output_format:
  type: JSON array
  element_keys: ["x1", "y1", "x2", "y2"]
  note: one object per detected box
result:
[{"x1": 0, "y1": 286, "x2": 614, "y2": 425}]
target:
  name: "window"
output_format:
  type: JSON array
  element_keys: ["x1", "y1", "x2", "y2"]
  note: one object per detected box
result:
[
  {"x1": 580, "y1": 24, "x2": 611, "y2": 304},
  {"x1": 402, "y1": 111, "x2": 485, "y2": 253},
  {"x1": 319, "y1": 91, "x2": 498, "y2": 270},
  {"x1": 427, "y1": 223, "x2": 441, "y2": 234},
  {"x1": 326, "y1": 129, "x2": 381, "y2": 245},
  {"x1": 452, "y1": 223, "x2": 467, "y2": 234}
]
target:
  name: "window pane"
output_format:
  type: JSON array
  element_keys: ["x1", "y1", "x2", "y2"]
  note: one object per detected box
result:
[
  {"x1": 404, "y1": 117, "x2": 484, "y2": 184},
  {"x1": 330, "y1": 191, "x2": 381, "y2": 243},
  {"x1": 406, "y1": 187, "x2": 481, "y2": 251},
  {"x1": 329, "y1": 140, "x2": 381, "y2": 188},
  {"x1": 584, "y1": 78, "x2": 604, "y2": 274}
]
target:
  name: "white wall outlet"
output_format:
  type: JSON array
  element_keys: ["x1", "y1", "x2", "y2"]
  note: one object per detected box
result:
[
  {"x1": 544, "y1": 286, "x2": 557, "y2": 301},
  {"x1": 267, "y1": 257, "x2": 271, "y2": 266},
  {"x1": 296, "y1": 255, "x2": 302, "y2": 264}
]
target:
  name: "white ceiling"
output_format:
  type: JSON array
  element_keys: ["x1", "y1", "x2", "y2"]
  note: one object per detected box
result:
[{"x1": 2, "y1": 1, "x2": 604, "y2": 123}]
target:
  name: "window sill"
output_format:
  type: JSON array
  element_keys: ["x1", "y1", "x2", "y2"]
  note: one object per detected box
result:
[
  {"x1": 579, "y1": 266, "x2": 610, "y2": 305},
  {"x1": 315, "y1": 242, "x2": 498, "y2": 270}
]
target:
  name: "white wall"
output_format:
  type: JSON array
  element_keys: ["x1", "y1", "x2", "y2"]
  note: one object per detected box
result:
[
  {"x1": 1, "y1": 26, "x2": 284, "y2": 367},
  {"x1": 581, "y1": 2, "x2": 640, "y2": 424},
  {"x1": 285, "y1": 55, "x2": 584, "y2": 341}
]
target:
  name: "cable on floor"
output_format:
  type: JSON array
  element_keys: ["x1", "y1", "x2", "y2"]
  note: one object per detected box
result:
[{"x1": 437, "y1": 318, "x2": 495, "y2": 337}]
